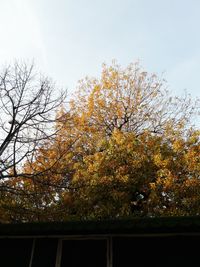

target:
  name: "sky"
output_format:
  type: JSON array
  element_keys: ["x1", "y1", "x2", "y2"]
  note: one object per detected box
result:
[{"x1": 0, "y1": 0, "x2": 200, "y2": 99}]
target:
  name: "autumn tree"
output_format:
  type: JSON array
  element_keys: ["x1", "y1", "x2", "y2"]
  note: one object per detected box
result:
[
  {"x1": 0, "y1": 61, "x2": 199, "y2": 222},
  {"x1": 148, "y1": 128, "x2": 200, "y2": 217},
  {"x1": 62, "y1": 61, "x2": 199, "y2": 219},
  {"x1": 0, "y1": 62, "x2": 70, "y2": 221},
  {"x1": 70, "y1": 61, "x2": 197, "y2": 137},
  {"x1": 0, "y1": 106, "x2": 76, "y2": 222},
  {"x1": 65, "y1": 128, "x2": 199, "y2": 220}
]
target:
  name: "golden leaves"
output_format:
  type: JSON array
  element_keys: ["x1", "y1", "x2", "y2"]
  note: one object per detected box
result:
[{"x1": 1, "y1": 61, "x2": 199, "y2": 222}]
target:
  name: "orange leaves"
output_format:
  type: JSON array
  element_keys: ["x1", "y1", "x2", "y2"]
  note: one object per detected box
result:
[
  {"x1": 172, "y1": 139, "x2": 184, "y2": 153},
  {"x1": 147, "y1": 129, "x2": 200, "y2": 216},
  {"x1": 1, "y1": 61, "x2": 199, "y2": 222}
]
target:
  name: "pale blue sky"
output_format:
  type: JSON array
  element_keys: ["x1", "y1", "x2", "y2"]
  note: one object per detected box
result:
[{"x1": 0, "y1": 0, "x2": 200, "y2": 98}]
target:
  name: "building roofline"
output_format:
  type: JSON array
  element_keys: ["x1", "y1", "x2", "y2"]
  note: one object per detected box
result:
[{"x1": 0, "y1": 216, "x2": 200, "y2": 237}]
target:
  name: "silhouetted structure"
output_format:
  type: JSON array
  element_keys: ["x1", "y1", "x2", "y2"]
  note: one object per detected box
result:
[{"x1": 0, "y1": 216, "x2": 199, "y2": 266}]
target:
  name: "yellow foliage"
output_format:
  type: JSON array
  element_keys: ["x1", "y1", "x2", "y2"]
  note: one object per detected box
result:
[{"x1": 1, "y1": 61, "x2": 199, "y2": 222}]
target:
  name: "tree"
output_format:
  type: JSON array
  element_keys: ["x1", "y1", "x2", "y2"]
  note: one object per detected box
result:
[
  {"x1": 0, "y1": 61, "x2": 199, "y2": 222},
  {"x1": 0, "y1": 62, "x2": 66, "y2": 192},
  {"x1": 62, "y1": 61, "x2": 199, "y2": 219},
  {"x1": 148, "y1": 129, "x2": 200, "y2": 216},
  {"x1": 70, "y1": 61, "x2": 198, "y2": 138},
  {"x1": 67, "y1": 128, "x2": 200, "y2": 219}
]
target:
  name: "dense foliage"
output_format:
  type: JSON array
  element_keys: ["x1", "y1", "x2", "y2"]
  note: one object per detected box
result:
[{"x1": 0, "y1": 62, "x2": 199, "y2": 222}]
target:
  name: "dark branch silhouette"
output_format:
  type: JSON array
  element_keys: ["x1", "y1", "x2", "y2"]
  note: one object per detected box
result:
[{"x1": 0, "y1": 62, "x2": 66, "y2": 182}]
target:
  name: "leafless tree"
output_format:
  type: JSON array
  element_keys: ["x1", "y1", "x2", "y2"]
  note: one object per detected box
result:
[{"x1": 0, "y1": 62, "x2": 66, "y2": 182}]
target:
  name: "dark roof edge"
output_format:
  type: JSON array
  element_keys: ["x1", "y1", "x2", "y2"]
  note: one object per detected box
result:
[{"x1": 0, "y1": 216, "x2": 200, "y2": 237}]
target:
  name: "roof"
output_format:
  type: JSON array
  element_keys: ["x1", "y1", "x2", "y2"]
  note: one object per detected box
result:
[{"x1": 0, "y1": 216, "x2": 200, "y2": 237}]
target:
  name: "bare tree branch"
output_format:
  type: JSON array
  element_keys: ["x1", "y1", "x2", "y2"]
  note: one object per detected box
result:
[{"x1": 0, "y1": 61, "x2": 66, "y2": 182}]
